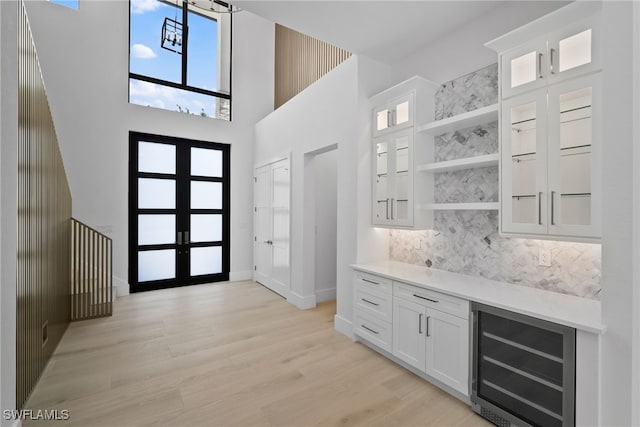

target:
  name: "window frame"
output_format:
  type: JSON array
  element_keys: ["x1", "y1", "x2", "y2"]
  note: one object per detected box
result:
[{"x1": 128, "y1": 0, "x2": 232, "y2": 118}]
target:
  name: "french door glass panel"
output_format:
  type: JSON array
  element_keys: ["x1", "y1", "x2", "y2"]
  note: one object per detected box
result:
[
  {"x1": 138, "y1": 249, "x2": 176, "y2": 282},
  {"x1": 139, "y1": 141, "x2": 176, "y2": 174},
  {"x1": 190, "y1": 214, "x2": 222, "y2": 242},
  {"x1": 138, "y1": 214, "x2": 176, "y2": 245},
  {"x1": 191, "y1": 181, "x2": 222, "y2": 209},
  {"x1": 190, "y1": 246, "x2": 222, "y2": 276},
  {"x1": 138, "y1": 178, "x2": 176, "y2": 209},
  {"x1": 191, "y1": 147, "x2": 223, "y2": 177}
]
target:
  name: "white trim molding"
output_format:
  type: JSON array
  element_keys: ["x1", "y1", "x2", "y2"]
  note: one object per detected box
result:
[
  {"x1": 334, "y1": 314, "x2": 354, "y2": 339},
  {"x1": 287, "y1": 292, "x2": 316, "y2": 310}
]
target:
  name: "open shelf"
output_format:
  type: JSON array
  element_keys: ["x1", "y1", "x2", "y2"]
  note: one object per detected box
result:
[
  {"x1": 417, "y1": 153, "x2": 499, "y2": 173},
  {"x1": 418, "y1": 202, "x2": 500, "y2": 211},
  {"x1": 417, "y1": 104, "x2": 499, "y2": 135}
]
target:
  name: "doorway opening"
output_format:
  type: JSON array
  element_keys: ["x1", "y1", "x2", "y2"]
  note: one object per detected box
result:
[
  {"x1": 128, "y1": 132, "x2": 230, "y2": 293},
  {"x1": 302, "y1": 144, "x2": 338, "y2": 305}
]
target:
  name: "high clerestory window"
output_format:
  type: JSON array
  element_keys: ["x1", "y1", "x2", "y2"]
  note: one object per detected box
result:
[{"x1": 129, "y1": 0, "x2": 232, "y2": 120}]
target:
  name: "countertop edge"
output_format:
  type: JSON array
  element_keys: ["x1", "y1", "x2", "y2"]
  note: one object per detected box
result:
[{"x1": 351, "y1": 262, "x2": 606, "y2": 334}]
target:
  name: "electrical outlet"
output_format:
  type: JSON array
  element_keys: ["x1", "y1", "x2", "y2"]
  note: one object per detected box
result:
[{"x1": 539, "y1": 248, "x2": 551, "y2": 267}]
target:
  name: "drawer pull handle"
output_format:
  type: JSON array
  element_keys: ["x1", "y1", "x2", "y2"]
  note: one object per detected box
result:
[
  {"x1": 362, "y1": 298, "x2": 379, "y2": 306},
  {"x1": 361, "y1": 325, "x2": 379, "y2": 335},
  {"x1": 413, "y1": 294, "x2": 438, "y2": 303},
  {"x1": 362, "y1": 278, "x2": 379, "y2": 285}
]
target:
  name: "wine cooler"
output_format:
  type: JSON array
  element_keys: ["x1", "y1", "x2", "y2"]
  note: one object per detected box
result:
[{"x1": 471, "y1": 303, "x2": 576, "y2": 427}]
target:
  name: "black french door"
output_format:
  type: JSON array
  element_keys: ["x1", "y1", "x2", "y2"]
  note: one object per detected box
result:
[{"x1": 129, "y1": 132, "x2": 230, "y2": 293}]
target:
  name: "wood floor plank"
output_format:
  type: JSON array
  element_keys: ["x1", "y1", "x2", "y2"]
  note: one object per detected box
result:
[{"x1": 23, "y1": 281, "x2": 490, "y2": 427}]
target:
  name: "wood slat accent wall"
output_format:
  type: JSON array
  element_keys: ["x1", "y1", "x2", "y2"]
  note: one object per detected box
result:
[
  {"x1": 274, "y1": 24, "x2": 351, "y2": 109},
  {"x1": 71, "y1": 219, "x2": 113, "y2": 321},
  {"x1": 17, "y1": 1, "x2": 72, "y2": 409}
]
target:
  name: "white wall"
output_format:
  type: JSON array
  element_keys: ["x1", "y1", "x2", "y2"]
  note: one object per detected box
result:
[
  {"x1": 600, "y1": 2, "x2": 639, "y2": 425},
  {"x1": 0, "y1": 1, "x2": 18, "y2": 424},
  {"x1": 633, "y1": 5, "x2": 640, "y2": 425},
  {"x1": 313, "y1": 149, "x2": 337, "y2": 302},
  {"x1": 391, "y1": 1, "x2": 568, "y2": 84},
  {"x1": 254, "y1": 55, "x2": 391, "y2": 318},
  {"x1": 23, "y1": 0, "x2": 274, "y2": 295}
]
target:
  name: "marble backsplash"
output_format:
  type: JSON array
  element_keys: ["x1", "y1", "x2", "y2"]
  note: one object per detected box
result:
[{"x1": 389, "y1": 64, "x2": 602, "y2": 299}]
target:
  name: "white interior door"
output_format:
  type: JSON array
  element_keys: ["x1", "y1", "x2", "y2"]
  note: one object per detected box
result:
[
  {"x1": 254, "y1": 158, "x2": 290, "y2": 297},
  {"x1": 254, "y1": 164, "x2": 272, "y2": 288}
]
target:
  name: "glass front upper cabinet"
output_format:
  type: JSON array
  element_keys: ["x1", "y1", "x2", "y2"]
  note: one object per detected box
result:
[
  {"x1": 501, "y1": 91, "x2": 548, "y2": 235},
  {"x1": 372, "y1": 129, "x2": 414, "y2": 227},
  {"x1": 372, "y1": 93, "x2": 414, "y2": 136},
  {"x1": 547, "y1": 73, "x2": 601, "y2": 238},
  {"x1": 500, "y1": 19, "x2": 599, "y2": 99}
]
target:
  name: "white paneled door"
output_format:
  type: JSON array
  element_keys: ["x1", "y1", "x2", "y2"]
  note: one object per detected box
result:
[{"x1": 254, "y1": 158, "x2": 290, "y2": 297}]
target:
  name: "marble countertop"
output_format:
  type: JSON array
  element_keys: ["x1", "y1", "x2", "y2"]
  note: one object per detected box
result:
[{"x1": 352, "y1": 261, "x2": 605, "y2": 334}]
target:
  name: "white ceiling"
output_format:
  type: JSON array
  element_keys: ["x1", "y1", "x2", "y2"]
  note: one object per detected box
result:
[{"x1": 231, "y1": 1, "x2": 567, "y2": 64}]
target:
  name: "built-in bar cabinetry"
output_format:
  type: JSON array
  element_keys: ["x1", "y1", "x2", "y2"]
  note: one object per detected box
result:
[
  {"x1": 370, "y1": 78, "x2": 438, "y2": 228},
  {"x1": 351, "y1": 261, "x2": 605, "y2": 426},
  {"x1": 486, "y1": 2, "x2": 602, "y2": 241},
  {"x1": 353, "y1": 269, "x2": 470, "y2": 397}
]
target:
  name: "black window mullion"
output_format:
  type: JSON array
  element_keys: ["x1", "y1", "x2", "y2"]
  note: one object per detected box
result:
[{"x1": 181, "y1": 2, "x2": 188, "y2": 87}]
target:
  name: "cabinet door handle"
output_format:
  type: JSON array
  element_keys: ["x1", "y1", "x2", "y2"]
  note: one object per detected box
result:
[
  {"x1": 549, "y1": 48, "x2": 556, "y2": 75},
  {"x1": 538, "y1": 52, "x2": 544, "y2": 79},
  {"x1": 413, "y1": 293, "x2": 438, "y2": 303},
  {"x1": 551, "y1": 191, "x2": 556, "y2": 225},
  {"x1": 419, "y1": 313, "x2": 423, "y2": 334},
  {"x1": 185, "y1": 231, "x2": 190, "y2": 244},
  {"x1": 177, "y1": 231, "x2": 182, "y2": 245},
  {"x1": 392, "y1": 109, "x2": 397, "y2": 126},
  {"x1": 361, "y1": 324, "x2": 379, "y2": 335},
  {"x1": 426, "y1": 316, "x2": 431, "y2": 337},
  {"x1": 387, "y1": 110, "x2": 392, "y2": 128},
  {"x1": 386, "y1": 198, "x2": 390, "y2": 219},
  {"x1": 362, "y1": 278, "x2": 379, "y2": 285},
  {"x1": 390, "y1": 198, "x2": 395, "y2": 220},
  {"x1": 538, "y1": 192, "x2": 543, "y2": 225},
  {"x1": 361, "y1": 298, "x2": 379, "y2": 307}
]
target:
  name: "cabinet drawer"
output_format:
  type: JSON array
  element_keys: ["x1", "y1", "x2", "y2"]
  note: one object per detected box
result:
[
  {"x1": 354, "y1": 284, "x2": 392, "y2": 322},
  {"x1": 354, "y1": 272, "x2": 392, "y2": 294},
  {"x1": 394, "y1": 282, "x2": 469, "y2": 319},
  {"x1": 354, "y1": 309, "x2": 392, "y2": 353}
]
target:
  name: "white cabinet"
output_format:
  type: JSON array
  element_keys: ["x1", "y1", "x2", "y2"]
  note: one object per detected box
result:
[
  {"x1": 352, "y1": 270, "x2": 470, "y2": 396},
  {"x1": 353, "y1": 272, "x2": 393, "y2": 352},
  {"x1": 488, "y1": 2, "x2": 602, "y2": 241},
  {"x1": 373, "y1": 129, "x2": 413, "y2": 227},
  {"x1": 372, "y1": 93, "x2": 414, "y2": 136},
  {"x1": 392, "y1": 282, "x2": 470, "y2": 396},
  {"x1": 499, "y1": 10, "x2": 601, "y2": 99},
  {"x1": 424, "y1": 308, "x2": 469, "y2": 394},
  {"x1": 392, "y1": 298, "x2": 425, "y2": 370},
  {"x1": 370, "y1": 77, "x2": 438, "y2": 229}
]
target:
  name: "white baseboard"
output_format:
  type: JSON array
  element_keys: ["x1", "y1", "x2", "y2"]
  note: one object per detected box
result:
[
  {"x1": 334, "y1": 314, "x2": 354, "y2": 339},
  {"x1": 229, "y1": 271, "x2": 252, "y2": 282},
  {"x1": 287, "y1": 291, "x2": 316, "y2": 310},
  {"x1": 113, "y1": 275, "x2": 129, "y2": 297},
  {"x1": 315, "y1": 287, "x2": 336, "y2": 302}
]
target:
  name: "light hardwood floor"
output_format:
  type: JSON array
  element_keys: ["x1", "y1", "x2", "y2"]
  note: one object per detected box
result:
[{"x1": 24, "y1": 281, "x2": 491, "y2": 427}]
